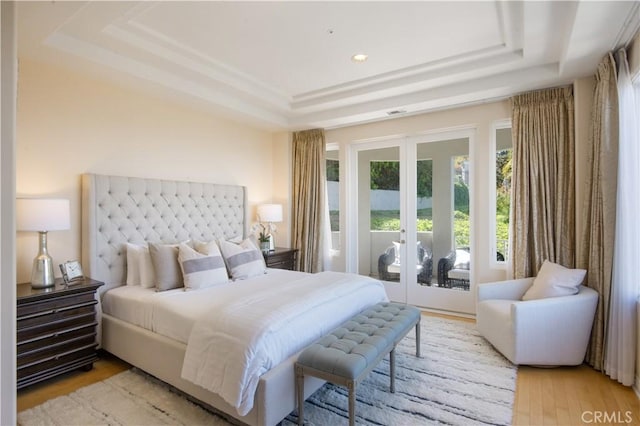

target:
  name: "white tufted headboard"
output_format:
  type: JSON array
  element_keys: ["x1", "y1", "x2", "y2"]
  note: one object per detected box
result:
[{"x1": 81, "y1": 173, "x2": 247, "y2": 291}]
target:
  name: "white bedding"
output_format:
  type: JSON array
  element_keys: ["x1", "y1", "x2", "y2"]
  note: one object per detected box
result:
[
  {"x1": 180, "y1": 271, "x2": 387, "y2": 416},
  {"x1": 102, "y1": 269, "x2": 309, "y2": 343}
]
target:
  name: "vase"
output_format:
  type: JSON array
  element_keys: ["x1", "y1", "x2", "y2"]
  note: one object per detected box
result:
[{"x1": 260, "y1": 241, "x2": 270, "y2": 253}]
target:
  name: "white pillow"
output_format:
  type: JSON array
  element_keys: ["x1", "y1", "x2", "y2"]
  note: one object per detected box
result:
[
  {"x1": 126, "y1": 243, "x2": 155, "y2": 288},
  {"x1": 138, "y1": 246, "x2": 156, "y2": 289},
  {"x1": 126, "y1": 243, "x2": 141, "y2": 286},
  {"x1": 218, "y1": 238, "x2": 267, "y2": 280},
  {"x1": 179, "y1": 241, "x2": 229, "y2": 290},
  {"x1": 392, "y1": 241, "x2": 401, "y2": 265},
  {"x1": 522, "y1": 260, "x2": 586, "y2": 301},
  {"x1": 454, "y1": 249, "x2": 471, "y2": 269}
]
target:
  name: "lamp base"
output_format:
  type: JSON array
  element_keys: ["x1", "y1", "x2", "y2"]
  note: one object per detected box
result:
[
  {"x1": 31, "y1": 255, "x2": 55, "y2": 288},
  {"x1": 31, "y1": 231, "x2": 56, "y2": 288}
]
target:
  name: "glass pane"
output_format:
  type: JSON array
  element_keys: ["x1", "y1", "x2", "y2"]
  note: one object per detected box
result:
[
  {"x1": 415, "y1": 139, "x2": 470, "y2": 292},
  {"x1": 357, "y1": 147, "x2": 402, "y2": 287},
  {"x1": 495, "y1": 127, "x2": 512, "y2": 262},
  {"x1": 453, "y1": 155, "x2": 470, "y2": 249},
  {"x1": 416, "y1": 159, "x2": 433, "y2": 286},
  {"x1": 326, "y1": 151, "x2": 340, "y2": 250}
]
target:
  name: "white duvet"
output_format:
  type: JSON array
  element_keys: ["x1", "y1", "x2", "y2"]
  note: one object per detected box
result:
[{"x1": 180, "y1": 271, "x2": 387, "y2": 416}]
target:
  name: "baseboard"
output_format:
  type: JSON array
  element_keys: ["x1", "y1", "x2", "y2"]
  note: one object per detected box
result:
[
  {"x1": 418, "y1": 306, "x2": 475, "y2": 320},
  {"x1": 634, "y1": 374, "x2": 640, "y2": 400}
]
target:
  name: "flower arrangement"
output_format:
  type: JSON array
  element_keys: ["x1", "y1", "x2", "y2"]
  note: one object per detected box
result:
[{"x1": 251, "y1": 222, "x2": 277, "y2": 244}]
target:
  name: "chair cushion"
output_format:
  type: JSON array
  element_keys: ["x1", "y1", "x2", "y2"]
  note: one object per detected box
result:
[
  {"x1": 522, "y1": 260, "x2": 586, "y2": 301},
  {"x1": 447, "y1": 268, "x2": 470, "y2": 280},
  {"x1": 388, "y1": 263, "x2": 423, "y2": 274}
]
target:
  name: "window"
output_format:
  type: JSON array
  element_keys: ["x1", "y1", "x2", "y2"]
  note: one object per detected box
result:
[
  {"x1": 452, "y1": 155, "x2": 470, "y2": 248},
  {"x1": 493, "y1": 124, "x2": 512, "y2": 263},
  {"x1": 370, "y1": 160, "x2": 400, "y2": 231},
  {"x1": 326, "y1": 148, "x2": 340, "y2": 250}
]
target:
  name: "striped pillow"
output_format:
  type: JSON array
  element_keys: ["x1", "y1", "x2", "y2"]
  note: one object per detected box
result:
[
  {"x1": 178, "y1": 241, "x2": 229, "y2": 290},
  {"x1": 218, "y1": 238, "x2": 267, "y2": 280}
]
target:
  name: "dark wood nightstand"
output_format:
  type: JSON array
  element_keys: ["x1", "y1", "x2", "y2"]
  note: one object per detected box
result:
[
  {"x1": 263, "y1": 247, "x2": 298, "y2": 271},
  {"x1": 17, "y1": 277, "x2": 104, "y2": 389}
]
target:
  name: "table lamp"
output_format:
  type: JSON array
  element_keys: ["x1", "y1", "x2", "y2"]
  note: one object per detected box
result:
[
  {"x1": 257, "y1": 204, "x2": 283, "y2": 251},
  {"x1": 17, "y1": 198, "x2": 71, "y2": 288}
]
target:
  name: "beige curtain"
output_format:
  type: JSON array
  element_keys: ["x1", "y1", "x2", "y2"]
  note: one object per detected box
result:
[
  {"x1": 510, "y1": 87, "x2": 576, "y2": 278},
  {"x1": 578, "y1": 54, "x2": 618, "y2": 371},
  {"x1": 291, "y1": 129, "x2": 326, "y2": 273}
]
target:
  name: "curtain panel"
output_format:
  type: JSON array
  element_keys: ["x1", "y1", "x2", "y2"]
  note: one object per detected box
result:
[
  {"x1": 291, "y1": 129, "x2": 326, "y2": 273},
  {"x1": 578, "y1": 54, "x2": 619, "y2": 371},
  {"x1": 510, "y1": 86, "x2": 576, "y2": 278},
  {"x1": 604, "y1": 48, "x2": 639, "y2": 385}
]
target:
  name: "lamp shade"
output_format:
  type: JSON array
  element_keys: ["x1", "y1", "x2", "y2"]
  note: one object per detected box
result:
[
  {"x1": 257, "y1": 204, "x2": 283, "y2": 223},
  {"x1": 16, "y1": 198, "x2": 71, "y2": 231}
]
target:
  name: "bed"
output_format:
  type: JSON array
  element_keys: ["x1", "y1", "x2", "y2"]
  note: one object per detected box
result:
[{"x1": 81, "y1": 173, "x2": 387, "y2": 426}]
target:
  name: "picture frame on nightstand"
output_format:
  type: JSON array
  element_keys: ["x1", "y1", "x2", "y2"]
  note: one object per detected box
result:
[{"x1": 59, "y1": 260, "x2": 84, "y2": 284}]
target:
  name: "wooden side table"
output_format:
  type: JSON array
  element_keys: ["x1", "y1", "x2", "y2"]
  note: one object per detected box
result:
[
  {"x1": 17, "y1": 278, "x2": 104, "y2": 389},
  {"x1": 263, "y1": 247, "x2": 298, "y2": 271}
]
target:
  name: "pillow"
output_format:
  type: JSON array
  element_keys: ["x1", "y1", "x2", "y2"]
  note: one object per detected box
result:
[
  {"x1": 391, "y1": 241, "x2": 423, "y2": 265},
  {"x1": 392, "y1": 241, "x2": 401, "y2": 265},
  {"x1": 218, "y1": 238, "x2": 267, "y2": 280},
  {"x1": 522, "y1": 260, "x2": 586, "y2": 301},
  {"x1": 138, "y1": 246, "x2": 156, "y2": 289},
  {"x1": 126, "y1": 243, "x2": 141, "y2": 286},
  {"x1": 454, "y1": 249, "x2": 471, "y2": 270},
  {"x1": 179, "y1": 241, "x2": 229, "y2": 290},
  {"x1": 126, "y1": 243, "x2": 155, "y2": 288},
  {"x1": 149, "y1": 242, "x2": 186, "y2": 292}
]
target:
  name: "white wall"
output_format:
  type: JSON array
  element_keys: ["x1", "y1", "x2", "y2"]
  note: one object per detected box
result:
[
  {"x1": 16, "y1": 59, "x2": 283, "y2": 282},
  {"x1": 1, "y1": 3, "x2": 17, "y2": 424}
]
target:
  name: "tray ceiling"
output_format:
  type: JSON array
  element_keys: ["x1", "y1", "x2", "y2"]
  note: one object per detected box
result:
[{"x1": 17, "y1": 1, "x2": 640, "y2": 130}]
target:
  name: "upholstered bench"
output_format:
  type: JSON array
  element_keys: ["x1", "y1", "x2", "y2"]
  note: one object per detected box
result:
[{"x1": 295, "y1": 302, "x2": 421, "y2": 426}]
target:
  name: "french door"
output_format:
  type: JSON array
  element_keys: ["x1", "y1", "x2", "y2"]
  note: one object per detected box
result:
[{"x1": 347, "y1": 129, "x2": 475, "y2": 314}]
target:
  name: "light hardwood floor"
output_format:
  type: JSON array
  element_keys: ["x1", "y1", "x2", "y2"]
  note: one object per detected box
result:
[{"x1": 17, "y1": 317, "x2": 640, "y2": 425}]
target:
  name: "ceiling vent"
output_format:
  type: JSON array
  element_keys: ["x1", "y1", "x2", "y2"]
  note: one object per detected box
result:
[{"x1": 387, "y1": 109, "x2": 407, "y2": 116}]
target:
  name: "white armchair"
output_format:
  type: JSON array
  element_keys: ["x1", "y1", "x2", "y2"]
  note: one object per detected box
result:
[{"x1": 476, "y1": 278, "x2": 598, "y2": 366}]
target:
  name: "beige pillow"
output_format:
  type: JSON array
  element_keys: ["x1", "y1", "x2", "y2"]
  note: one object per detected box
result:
[
  {"x1": 522, "y1": 260, "x2": 586, "y2": 301},
  {"x1": 126, "y1": 243, "x2": 155, "y2": 288},
  {"x1": 149, "y1": 241, "x2": 188, "y2": 292}
]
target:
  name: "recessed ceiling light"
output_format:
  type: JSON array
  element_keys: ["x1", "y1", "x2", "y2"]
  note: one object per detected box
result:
[{"x1": 351, "y1": 54, "x2": 368, "y2": 63}]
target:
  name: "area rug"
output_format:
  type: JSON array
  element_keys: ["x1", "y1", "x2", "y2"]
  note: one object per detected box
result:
[{"x1": 18, "y1": 316, "x2": 516, "y2": 426}]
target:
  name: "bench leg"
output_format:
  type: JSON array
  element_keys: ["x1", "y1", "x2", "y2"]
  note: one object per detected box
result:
[
  {"x1": 348, "y1": 381, "x2": 356, "y2": 426},
  {"x1": 390, "y1": 347, "x2": 396, "y2": 393},
  {"x1": 296, "y1": 366, "x2": 304, "y2": 426},
  {"x1": 415, "y1": 320, "x2": 421, "y2": 358}
]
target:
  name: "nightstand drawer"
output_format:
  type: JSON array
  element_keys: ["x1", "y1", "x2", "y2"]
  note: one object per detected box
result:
[
  {"x1": 17, "y1": 346, "x2": 98, "y2": 388},
  {"x1": 17, "y1": 302, "x2": 97, "y2": 331},
  {"x1": 267, "y1": 257, "x2": 295, "y2": 269},
  {"x1": 17, "y1": 291, "x2": 96, "y2": 319},
  {"x1": 17, "y1": 333, "x2": 97, "y2": 368},
  {"x1": 18, "y1": 322, "x2": 98, "y2": 356}
]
